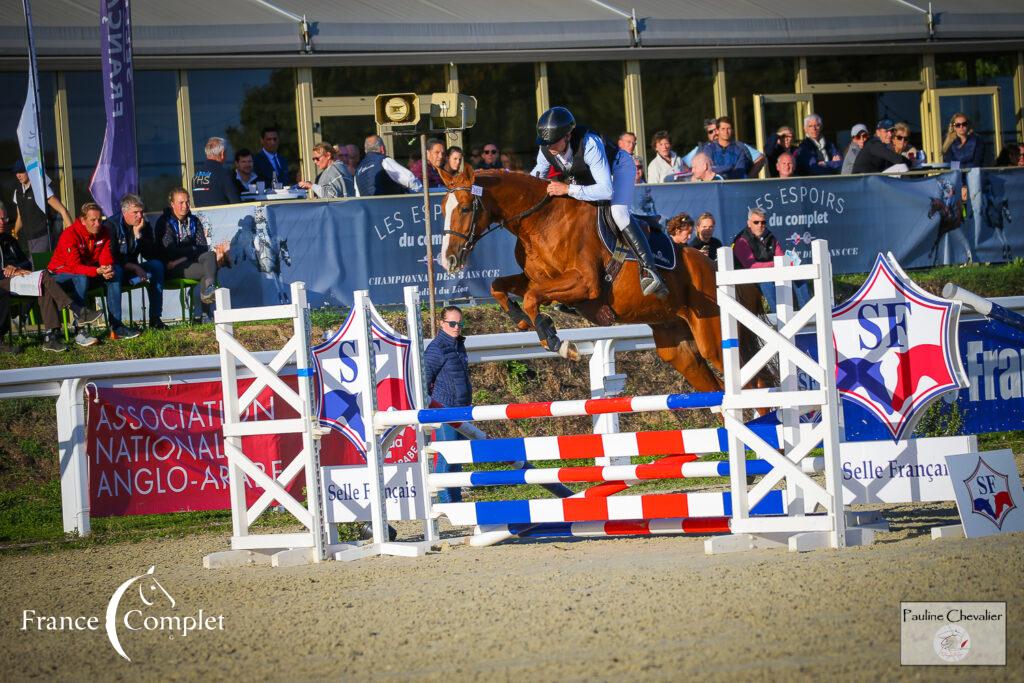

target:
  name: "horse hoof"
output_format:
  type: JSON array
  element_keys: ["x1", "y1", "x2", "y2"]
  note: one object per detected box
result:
[
  {"x1": 558, "y1": 340, "x2": 579, "y2": 361},
  {"x1": 516, "y1": 320, "x2": 532, "y2": 331}
]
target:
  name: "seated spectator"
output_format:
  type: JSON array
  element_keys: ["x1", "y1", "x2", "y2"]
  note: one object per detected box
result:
[
  {"x1": 192, "y1": 137, "x2": 241, "y2": 207},
  {"x1": 104, "y1": 193, "x2": 165, "y2": 334},
  {"x1": 689, "y1": 152, "x2": 723, "y2": 182},
  {"x1": 732, "y1": 207, "x2": 810, "y2": 311},
  {"x1": 764, "y1": 126, "x2": 795, "y2": 178},
  {"x1": 233, "y1": 148, "x2": 259, "y2": 194},
  {"x1": 688, "y1": 212, "x2": 722, "y2": 263},
  {"x1": 775, "y1": 152, "x2": 796, "y2": 179},
  {"x1": 342, "y1": 143, "x2": 360, "y2": 176},
  {"x1": 0, "y1": 202, "x2": 102, "y2": 353},
  {"x1": 409, "y1": 138, "x2": 445, "y2": 188},
  {"x1": 666, "y1": 212, "x2": 694, "y2": 245},
  {"x1": 995, "y1": 142, "x2": 1022, "y2": 167},
  {"x1": 841, "y1": 124, "x2": 870, "y2": 175},
  {"x1": 632, "y1": 155, "x2": 645, "y2": 182},
  {"x1": 500, "y1": 152, "x2": 522, "y2": 171},
  {"x1": 297, "y1": 142, "x2": 354, "y2": 198},
  {"x1": 702, "y1": 116, "x2": 753, "y2": 179},
  {"x1": 477, "y1": 143, "x2": 502, "y2": 170},
  {"x1": 469, "y1": 146, "x2": 482, "y2": 168},
  {"x1": 794, "y1": 114, "x2": 842, "y2": 176},
  {"x1": 253, "y1": 126, "x2": 290, "y2": 186},
  {"x1": 444, "y1": 146, "x2": 463, "y2": 175},
  {"x1": 646, "y1": 130, "x2": 687, "y2": 183},
  {"x1": 11, "y1": 159, "x2": 72, "y2": 254},
  {"x1": 355, "y1": 136, "x2": 423, "y2": 197},
  {"x1": 155, "y1": 188, "x2": 227, "y2": 313},
  {"x1": 942, "y1": 113, "x2": 985, "y2": 168},
  {"x1": 890, "y1": 122, "x2": 922, "y2": 168},
  {"x1": 47, "y1": 202, "x2": 121, "y2": 347},
  {"x1": 852, "y1": 119, "x2": 909, "y2": 175}
]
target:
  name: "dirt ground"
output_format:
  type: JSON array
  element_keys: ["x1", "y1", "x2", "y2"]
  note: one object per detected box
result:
[{"x1": 2, "y1": 503, "x2": 1021, "y2": 682}]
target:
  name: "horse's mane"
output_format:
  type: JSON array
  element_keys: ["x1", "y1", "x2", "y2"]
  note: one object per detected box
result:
[{"x1": 466, "y1": 168, "x2": 548, "y2": 198}]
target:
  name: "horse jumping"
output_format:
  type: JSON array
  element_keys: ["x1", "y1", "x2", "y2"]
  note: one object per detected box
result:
[{"x1": 436, "y1": 165, "x2": 770, "y2": 394}]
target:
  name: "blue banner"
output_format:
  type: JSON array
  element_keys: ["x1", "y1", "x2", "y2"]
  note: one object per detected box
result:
[{"x1": 193, "y1": 168, "x2": 1024, "y2": 308}]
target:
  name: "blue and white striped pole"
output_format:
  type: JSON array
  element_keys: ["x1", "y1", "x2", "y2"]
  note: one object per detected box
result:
[{"x1": 943, "y1": 283, "x2": 1024, "y2": 335}]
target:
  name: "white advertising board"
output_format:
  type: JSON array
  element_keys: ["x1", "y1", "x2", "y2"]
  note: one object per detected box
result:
[
  {"x1": 321, "y1": 463, "x2": 425, "y2": 523},
  {"x1": 840, "y1": 435, "x2": 976, "y2": 505},
  {"x1": 945, "y1": 449, "x2": 1024, "y2": 538}
]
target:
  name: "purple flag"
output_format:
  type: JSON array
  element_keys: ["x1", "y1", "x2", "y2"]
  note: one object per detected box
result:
[{"x1": 89, "y1": 0, "x2": 138, "y2": 217}]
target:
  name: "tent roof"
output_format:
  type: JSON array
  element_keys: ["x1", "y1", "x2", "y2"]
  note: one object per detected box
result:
[{"x1": 0, "y1": 0, "x2": 1020, "y2": 59}]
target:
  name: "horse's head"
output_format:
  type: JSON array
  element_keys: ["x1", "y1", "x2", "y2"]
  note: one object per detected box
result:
[{"x1": 437, "y1": 163, "x2": 495, "y2": 274}]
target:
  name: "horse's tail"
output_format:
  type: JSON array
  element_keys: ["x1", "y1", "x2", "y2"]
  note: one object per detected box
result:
[{"x1": 736, "y1": 283, "x2": 779, "y2": 389}]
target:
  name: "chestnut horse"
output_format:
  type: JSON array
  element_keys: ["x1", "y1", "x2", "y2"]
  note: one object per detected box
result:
[{"x1": 436, "y1": 165, "x2": 770, "y2": 394}]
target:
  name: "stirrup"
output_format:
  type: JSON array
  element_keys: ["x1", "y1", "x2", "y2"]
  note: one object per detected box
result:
[{"x1": 640, "y1": 270, "x2": 669, "y2": 299}]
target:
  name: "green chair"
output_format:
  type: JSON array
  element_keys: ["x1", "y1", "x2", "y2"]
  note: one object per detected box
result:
[{"x1": 163, "y1": 277, "x2": 200, "y2": 324}]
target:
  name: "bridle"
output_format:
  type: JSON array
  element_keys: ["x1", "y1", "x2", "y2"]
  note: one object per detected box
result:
[{"x1": 442, "y1": 183, "x2": 551, "y2": 266}]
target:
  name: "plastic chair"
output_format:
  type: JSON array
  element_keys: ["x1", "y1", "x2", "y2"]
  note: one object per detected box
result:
[{"x1": 163, "y1": 277, "x2": 200, "y2": 324}]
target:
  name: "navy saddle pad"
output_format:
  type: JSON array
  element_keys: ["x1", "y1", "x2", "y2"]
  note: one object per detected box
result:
[{"x1": 596, "y1": 207, "x2": 677, "y2": 271}]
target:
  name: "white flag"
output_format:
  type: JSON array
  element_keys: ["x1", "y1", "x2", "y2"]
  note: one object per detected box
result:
[{"x1": 17, "y1": 2, "x2": 47, "y2": 212}]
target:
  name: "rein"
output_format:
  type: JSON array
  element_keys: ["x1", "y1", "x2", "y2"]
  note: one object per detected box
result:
[{"x1": 442, "y1": 184, "x2": 552, "y2": 258}]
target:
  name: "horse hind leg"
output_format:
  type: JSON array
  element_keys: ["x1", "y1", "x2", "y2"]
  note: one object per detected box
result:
[{"x1": 651, "y1": 324, "x2": 723, "y2": 394}]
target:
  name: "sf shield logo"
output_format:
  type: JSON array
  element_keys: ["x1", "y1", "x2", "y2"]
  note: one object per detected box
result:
[
  {"x1": 312, "y1": 300, "x2": 417, "y2": 463},
  {"x1": 964, "y1": 457, "x2": 1017, "y2": 529},
  {"x1": 832, "y1": 253, "x2": 968, "y2": 441}
]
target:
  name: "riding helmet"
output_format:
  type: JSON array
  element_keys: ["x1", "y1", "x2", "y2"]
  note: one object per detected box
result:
[{"x1": 536, "y1": 106, "x2": 576, "y2": 146}]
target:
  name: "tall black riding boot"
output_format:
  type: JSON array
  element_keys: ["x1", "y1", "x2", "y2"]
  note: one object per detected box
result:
[{"x1": 619, "y1": 221, "x2": 669, "y2": 299}]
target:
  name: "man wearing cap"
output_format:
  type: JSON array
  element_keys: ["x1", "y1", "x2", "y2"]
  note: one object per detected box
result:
[
  {"x1": 852, "y1": 119, "x2": 909, "y2": 174},
  {"x1": 11, "y1": 160, "x2": 73, "y2": 254},
  {"x1": 841, "y1": 124, "x2": 871, "y2": 175}
]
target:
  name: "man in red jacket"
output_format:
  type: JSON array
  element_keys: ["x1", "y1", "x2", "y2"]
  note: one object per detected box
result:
[{"x1": 47, "y1": 202, "x2": 120, "y2": 346}]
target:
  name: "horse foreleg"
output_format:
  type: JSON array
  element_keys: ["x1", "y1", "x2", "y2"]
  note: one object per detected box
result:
[
  {"x1": 491, "y1": 273, "x2": 533, "y2": 331},
  {"x1": 519, "y1": 288, "x2": 577, "y2": 361},
  {"x1": 524, "y1": 273, "x2": 600, "y2": 361}
]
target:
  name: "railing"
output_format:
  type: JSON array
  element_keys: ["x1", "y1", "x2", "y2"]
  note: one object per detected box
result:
[{"x1": 1, "y1": 295, "x2": 1021, "y2": 537}]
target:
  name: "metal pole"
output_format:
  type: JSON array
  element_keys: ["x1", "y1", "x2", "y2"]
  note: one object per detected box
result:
[{"x1": 420, "y1": 133, "x2": 436, "y2": 337}]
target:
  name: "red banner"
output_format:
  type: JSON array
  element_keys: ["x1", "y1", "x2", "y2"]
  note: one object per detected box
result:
[{"x1": 87, "y1": 378, "x2": 418, "y2": 517}]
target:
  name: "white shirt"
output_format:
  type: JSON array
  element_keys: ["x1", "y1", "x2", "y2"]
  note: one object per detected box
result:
[
  {"x1": 647, "y1": 151, "x2": 685, "y2": 183},
  {"x1": 530, "y1": 132, "x2": 613, "y2": 203},
  {"x1": 354, "y1": 156, "x2": 423, "y2": 197}
]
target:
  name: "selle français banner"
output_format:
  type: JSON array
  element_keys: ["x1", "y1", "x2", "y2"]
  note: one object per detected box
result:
[{"x1": 190, "y1": 168, "x2": 1024, "y2": 309}]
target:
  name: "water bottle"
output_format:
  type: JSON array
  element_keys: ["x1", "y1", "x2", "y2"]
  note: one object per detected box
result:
[
  {"x1": 129, "y1": 276, "x2": 144, "y2": 286},
  {"x1": 272, "y1": 170, "x2": 281, "y2": 190},
  {"x1": 917, "y1": 149, "x2": 926, "y2": 165}
]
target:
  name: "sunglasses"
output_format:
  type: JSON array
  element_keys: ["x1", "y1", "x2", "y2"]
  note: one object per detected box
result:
[
  {"x1": 483, "y1": 149, "x2": 498, "y2": 154},
  {"x1": 894, "y1": 135, "x2": 908, "y2": 141},
  {"x1": 706, "y1": 129, "x2": 716, "y2": 135},
  {"x1": 953, "y1": 121, "x2": 968, "y2": 128},
  {"x1": 444, "y1": 320, "x2": 464, "y2": 328},
  {"x1": 750, "y1": 220, "x2": 766, "y2": 225}
]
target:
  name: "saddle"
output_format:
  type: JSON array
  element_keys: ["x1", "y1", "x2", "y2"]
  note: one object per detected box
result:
[{"x1": 596, "y1": 205, "x2": 677, "y2": 282}]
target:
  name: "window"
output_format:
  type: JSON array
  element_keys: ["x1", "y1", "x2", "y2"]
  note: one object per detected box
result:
[
  {"x1": 457, "y1": 63, "x2": 536, "y2": 170},
  {"x1": 64, "y1": 71, "x2": 105, "y2": 215},
  {"x1": 188, "y1": 69, "x2": 297, "y2": 180},
  {"x1": 806, "y1": 54, "x2": 921, "y2": 84},
  {"x1": 641, "y1": 59, "x2": 715, "y2": 160},
  {"x1": 312, "y1": 65, "x2": 444, "y2": 98},
  {"x1": 135, "y1": 71, "x2": 182, "y2": 211},
  {"x1": 723, "y1": 57, "x2": 795, "y2": 142},
  {"x1": 547, "y1": 61, "x2": 626, "y2": 145},
  {"x1": 936, "y1": 52, "x2": 1018, "y2": 151}
]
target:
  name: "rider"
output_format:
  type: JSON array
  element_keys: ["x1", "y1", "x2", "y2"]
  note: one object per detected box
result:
[{"x1": 530, "y1": 106, "x2": 669, "y2": 298}]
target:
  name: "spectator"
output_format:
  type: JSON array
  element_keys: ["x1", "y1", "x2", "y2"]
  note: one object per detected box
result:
[
  {"x1": 155, "y1": 188, "x2": 226, "y2": 312},
  {"x1": 423, "y1": 305, "x2": 471, "y2": 504},
  {"x1": 666, "y1": 212, "x2": 694, "y2": 245},
  {"x1": 794, "y1": 114, "x2": 842, "y2": 176},
  {"x1": 995, "y1": 142, "x2": 1022, "y2": 167},
  {"x1": 297, "y1": 142, "x2": 354, "y2": 198},
  {"x1": 688, "y1": 212, "x2": 722, "y2": 263},
  {"x1": 701, "y1": 118, "x2": 718, "y2": 146},
  {"x1": 841, "y1": 124, "x2": 870, "y2": 175},
  {"x1": 764, "y1": 126, "x2": 795, "y2": 178},
  {"x1": 343, "y1": 143, "x2": 361, "y2": 175},
  {"x1": 732, "y1": 207, "x2": 810, "y2": 311},
  {"x1": 852, "y1": 119, "x2": 909, "y2": 175},
  {"x1": 689, "y1": 152, "x2": 722, "y2": 182},
  {"x1": 0, "y1": 202, "x2": 102, "y2": 353},
  {"x1": 646, "y1": 130, "x2": 687, "y2": 183},
  {"x1": 632, "y1": 155, "x2": 645, "y2": 182},
  {"x1": 775, "y1": 152, "x2": 796, "y2": 179},
  {"x1": 469, "y1": 146, "x2": 482, "y2": 168},
  {"x1": 47, "y1": 202, "x2": 119, "y2": 347},
  {"x1": 618, "y1": 131, "x2": 638, "y2": 157},
  {"x1": 444, "y1": 146, "x2": 463, "y2": 175},
  {"x1": 233, "y1": 148, "x2": 259, "y2": 194},
  {"x1": 11, "y1": 160, "x2": 72, "y2": 254},
  {"x1": 192, "y1": 137, "x2": 241, "y2": 207},
  {"x1": 355, "y1": 135, "x2": 423, "y2": 197},
  {"x1": 702, "y1": 116, "x2": 753, "y2": 179},
  {"x1": 409, "y1": 138, "x2": 445, "y2": 188},
  {"x1": 500, "y1": 152, "x2": 522, "y2": 171},
  {"x1": 253, "y1": 126, "x2": 290, "y2": 187},
  {"x1": 942, "y1": 112, "x2": 985, "y2": 168},
  {"x1": 890, "y1": 122, "x2": 921, "y2": 168},
  {"x1": 104, "y1": 193, "x2": 165, "y2": 334},
  {"x1": 477, "y1": 143, "x2": 502, "y2": 170}
]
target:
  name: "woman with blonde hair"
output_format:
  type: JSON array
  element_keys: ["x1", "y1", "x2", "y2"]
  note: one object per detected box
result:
[
  {"x1": 890, "y1": 122, "x2": 921, "y2": 167},
  {"x1": 942, "y1": 112, "x2": 985, "y2": 167}
]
